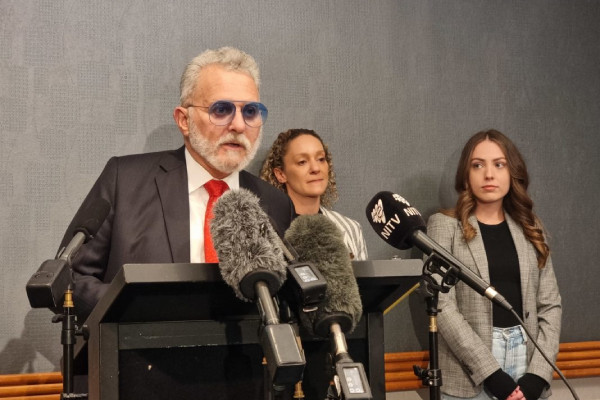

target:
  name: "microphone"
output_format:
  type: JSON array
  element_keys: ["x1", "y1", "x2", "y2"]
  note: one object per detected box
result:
[
  {"x1": 265, "y1": 217, "x2": 328, "y2": 312},
  {"x1": 365, "y1": 191, "x2": 512, "y2": 311},
  {"x1": 211, "y1": 188, "x2": 305, "y2": 386},
  {"x1": 211, "y1": 188, "x2": 286, "y2": 304},
  {"x1": 57, "y1": 198, "x2": 111, "y2": 263},
  {"x1": 284, "y1": 215, "x2": 362, "y2": 336},
  {"x1": 27, "y1": 197, "x2": 111, "y2": 309},
  {"x1": 285, "y1": 214, "x2": 372, "y2": 399}
]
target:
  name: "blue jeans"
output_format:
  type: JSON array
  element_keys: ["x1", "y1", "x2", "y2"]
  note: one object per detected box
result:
[{"x1": 442, "y1": 325, "x2": 529, "y2": 400}]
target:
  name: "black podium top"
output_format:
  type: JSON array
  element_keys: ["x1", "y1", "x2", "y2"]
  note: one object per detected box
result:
[
  {"x1": 74, "y1": 260, "x2": 422, "y2": 354},
  {"x1": 82, "y1": 259, "x2": 421, "y2": 323}
]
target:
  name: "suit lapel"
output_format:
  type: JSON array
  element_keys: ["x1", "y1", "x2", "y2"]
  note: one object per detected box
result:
[
  {"x1": 466, "y1": 214, "x2": 491, "y2": 283},
  {"x1": 155, "y1": 147, "x2": 190, "y2": 263},
  {"x1": 239, "y1": 170, "x2": 266, "y2": 208},
  {"x1": 239, "y1": 170, "x2": 257, "y2": 194}
]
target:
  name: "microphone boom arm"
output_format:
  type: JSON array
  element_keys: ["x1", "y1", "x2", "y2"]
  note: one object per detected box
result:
[{"x1": 414, "y1": 230, "x2": 513, "y2": 312}]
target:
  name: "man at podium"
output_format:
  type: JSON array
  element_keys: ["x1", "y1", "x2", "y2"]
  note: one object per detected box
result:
[{"x1": 59, "y1": 46, "x2": 295, "y2": 322}]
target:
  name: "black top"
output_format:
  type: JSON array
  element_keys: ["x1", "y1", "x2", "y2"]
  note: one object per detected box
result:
[{"x1": 478, "y1": 220, "x2": 524, "y2": 327}]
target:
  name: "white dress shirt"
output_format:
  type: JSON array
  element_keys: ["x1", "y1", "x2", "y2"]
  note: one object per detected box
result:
[{"x1": 185, "y1": 148, "x2": 239, "y2": 262}]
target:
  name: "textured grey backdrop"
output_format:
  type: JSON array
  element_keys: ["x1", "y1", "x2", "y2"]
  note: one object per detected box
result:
[{"x1": 1, "y1": 0, "x2": 599, "y2": 374}]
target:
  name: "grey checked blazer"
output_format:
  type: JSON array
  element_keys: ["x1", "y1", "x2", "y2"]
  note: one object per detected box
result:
[{"x1": 427, "y1": 213, "x2": 562, "y2": 398}]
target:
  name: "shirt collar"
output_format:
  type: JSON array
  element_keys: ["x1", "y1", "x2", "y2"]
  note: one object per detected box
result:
[{"x1": 184, "y1": 147, "x2": 239, "y2": 193}]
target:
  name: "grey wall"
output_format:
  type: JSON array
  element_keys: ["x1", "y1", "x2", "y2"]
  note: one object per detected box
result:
[{"x1": 1, "y1": 0, "x2": 599, "y2": 374}]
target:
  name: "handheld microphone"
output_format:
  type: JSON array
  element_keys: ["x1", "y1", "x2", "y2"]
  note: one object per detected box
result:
[
  {"x1": 211, "y1": 188, "x2": 305, "y2": 385},
  {"x1": 365, "y1": 191, "x2": 512, "y2": 311},
  {"x1": 27, "y1": 197, "x2": 111, "y2": 309},
  {"x1": 285, "y1": 214, "x2": 372, "y2": 399}
]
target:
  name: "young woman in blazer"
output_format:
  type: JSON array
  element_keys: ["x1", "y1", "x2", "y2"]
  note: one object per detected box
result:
[{"x1": 427, "y1": 129, "x2": 561, "y2": 400}]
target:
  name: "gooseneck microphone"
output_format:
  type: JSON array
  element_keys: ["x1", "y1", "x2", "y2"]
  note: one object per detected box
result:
[
  {"x1": 285, "y1": 214, "x2": 372, "y2": 399},
  {"x1": 365, "y1": 191, "x2": 512, "y2": 311},
  {"x1": 27, "y1": 197, "x2": 111, "y2": 309},
  {"x1": 27, "y1": 196, "x2": 111, "y2": 397},
  {"x1": 210, "y1": 188, "x2": 305, "y2": 386}
]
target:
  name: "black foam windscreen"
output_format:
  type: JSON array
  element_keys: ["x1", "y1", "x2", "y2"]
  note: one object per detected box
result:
[
  {"x1": 365, "y1": 191, "x2": 426, "y2": 250},
  {"x1": 211, "y1": 188, "x2": 287, "y2": 302}
]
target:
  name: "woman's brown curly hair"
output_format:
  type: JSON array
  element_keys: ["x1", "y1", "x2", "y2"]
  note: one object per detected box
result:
[
  {"x1": 443, "y1": 129, "x2": 550, "y2": 269},
  {"x1": 260, "y1": 129, "x2": 338, "y2": 208}
]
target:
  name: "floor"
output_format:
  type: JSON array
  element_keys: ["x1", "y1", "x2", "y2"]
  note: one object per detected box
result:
[{"x1": 385, "y1": 376, "x2": 600, "y2": 400}]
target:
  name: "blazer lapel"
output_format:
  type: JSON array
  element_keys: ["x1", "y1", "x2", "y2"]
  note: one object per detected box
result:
[
  {"x1": 505, "y1": 214, "x2": 530, "y2": 302},
  {"x1": 155, "y1": 147, "x2": 190, "y2": 263},
  {"x1": 466, "y1": 215, "x2": 491, "y2": 284}
]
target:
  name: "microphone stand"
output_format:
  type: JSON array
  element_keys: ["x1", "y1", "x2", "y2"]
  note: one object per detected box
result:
[
  {"x1": 414, "y1": 253, "x2": 461, "y2": 400},
  {"x1": 51, "y1": 284, "x2": 88, "y2": 399},
  {"x1": 26, "y1": 256, "x2": 88, "y2": 399},
  {"x1": 50, "y1": 252, "x2": 88, "y2": 399}
]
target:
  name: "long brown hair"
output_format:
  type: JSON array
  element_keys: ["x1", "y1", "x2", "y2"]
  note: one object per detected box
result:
[
  {"x1": 444, "y1": 129, "x2": 550, "y2": 268},
  {"x1": 260, "y1": 129, "x2": 338, "y2": 208}
]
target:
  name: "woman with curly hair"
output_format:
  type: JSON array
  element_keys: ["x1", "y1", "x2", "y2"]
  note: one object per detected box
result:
[
  {"x1": 260, "y1": 128, "x2": 368, "y2": 260},
  {"x1": 427, "y1": 129, "x2": 562, "y2": 400}
]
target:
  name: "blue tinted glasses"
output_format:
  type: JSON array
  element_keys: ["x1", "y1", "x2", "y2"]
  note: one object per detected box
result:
[{"x1": 188, "y1": 100, "x2": 268, "y2": 127}]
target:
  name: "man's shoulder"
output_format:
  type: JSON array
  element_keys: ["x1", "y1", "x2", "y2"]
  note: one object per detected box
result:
[
  {"x1": 239, "y1": 170, "x2": 293, "y2": 235},
  {"x1": 106, "y1": 147, "x2": 185, "y2": 170},
  {"x1": 114, "y1": 147, "x2": 183, "y2": 162},
  {"x1": 239, "y1": 170, "x2": 289, "y2": 201}
]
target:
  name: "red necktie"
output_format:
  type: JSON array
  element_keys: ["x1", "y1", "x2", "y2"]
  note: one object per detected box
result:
[{"x1": 204, "y1": 179, "x2": 229, "y2": 262}]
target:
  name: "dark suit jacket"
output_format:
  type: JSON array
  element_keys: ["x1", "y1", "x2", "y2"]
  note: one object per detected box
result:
[{"x1": 60, "y1": 146, "x2": 295, "y2": 320}]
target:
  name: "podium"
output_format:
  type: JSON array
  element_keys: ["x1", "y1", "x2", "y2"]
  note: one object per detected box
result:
[{"x1": 73, "y1": 260, "x2": 422, "y2": 400}]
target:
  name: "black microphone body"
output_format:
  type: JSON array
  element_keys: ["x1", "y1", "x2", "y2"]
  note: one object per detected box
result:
[
  {"x1": 211, "y1": 188, "x2": 305, "y2": 386},
  {"x1": 27, "y1": 198, "x2": 111, "y2": 309},
  {"x1": 366, "y1": 191, "x2": 512, "y2": 311}
]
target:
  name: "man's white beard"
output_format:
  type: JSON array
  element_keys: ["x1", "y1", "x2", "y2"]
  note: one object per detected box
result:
[{"x1": 188, "y1": 121, "x2": 262, "y2": 175}]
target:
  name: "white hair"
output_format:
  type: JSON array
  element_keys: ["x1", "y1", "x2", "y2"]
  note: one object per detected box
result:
[{"x1": 179, "y1": 47, "x2": 260, "y2": 106}]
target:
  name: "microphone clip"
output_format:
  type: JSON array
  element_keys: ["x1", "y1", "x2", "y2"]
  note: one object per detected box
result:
[
  {"x1": 421, "y1": 253, "x2": 460, "y2": 295},
  {"x1": 285, "y1": 261, "x2": 327, "y2": 312}
]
